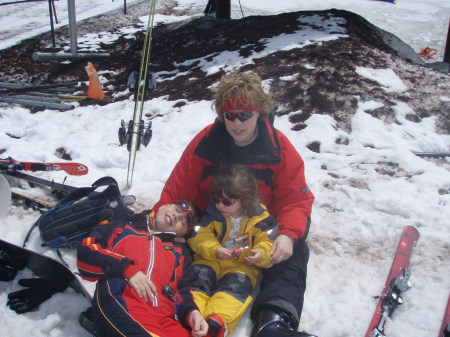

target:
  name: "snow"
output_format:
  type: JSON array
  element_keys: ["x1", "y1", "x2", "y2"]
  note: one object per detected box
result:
[
  {"x1": 355, "y1": 67, "x2": 409, "y2": 93},
  {"x1": 0, "y1": 0, "x2": 449, "y2": 337}
]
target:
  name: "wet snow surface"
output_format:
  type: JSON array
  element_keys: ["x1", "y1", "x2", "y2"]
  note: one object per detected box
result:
[{"x1": 0, "y1": 0, "x2": 449, "y2": 336}]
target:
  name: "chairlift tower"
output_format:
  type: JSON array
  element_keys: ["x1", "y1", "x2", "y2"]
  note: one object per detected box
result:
[{"x1": 33, "y1": 0, "x2": 110, "y2": 61}]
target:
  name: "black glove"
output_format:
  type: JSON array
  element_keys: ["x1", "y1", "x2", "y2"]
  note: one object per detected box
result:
[
  {"x1": 0, "y1": 248, "x2": 26, "y2": 282},
  {"x1": 7, "y1": 278, "x2": 60, "y2": 314}
]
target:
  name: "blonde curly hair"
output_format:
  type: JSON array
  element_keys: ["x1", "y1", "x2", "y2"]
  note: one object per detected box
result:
[{"x1": 212, "y1": 71, "x2": 273, "y2": 122}]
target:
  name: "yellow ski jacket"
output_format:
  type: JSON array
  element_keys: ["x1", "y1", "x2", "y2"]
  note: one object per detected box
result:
[{"x1": 188, "y1": 202, "x2": 278, "y2": 284}]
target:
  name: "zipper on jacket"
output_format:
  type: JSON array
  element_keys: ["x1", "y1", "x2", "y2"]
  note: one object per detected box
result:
[{"x1": 147, "y1": 232, "x2": 158, "y2": 307}]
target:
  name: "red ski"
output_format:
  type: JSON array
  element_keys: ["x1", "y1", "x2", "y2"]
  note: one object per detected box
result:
[
  {"x1": 0, "y1": 158, "x2": 88, "y2": 176},
  {"x1": 438, "y1": 294, "x2": 450, "y2": 337},
  {"x1": 365, "y1": 225, "x2": 420, "y2": 337}
]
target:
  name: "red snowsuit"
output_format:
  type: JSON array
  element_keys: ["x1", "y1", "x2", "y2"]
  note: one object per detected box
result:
[{"x1": 77, "y1": 212, "x2": 199, "y2": 337}]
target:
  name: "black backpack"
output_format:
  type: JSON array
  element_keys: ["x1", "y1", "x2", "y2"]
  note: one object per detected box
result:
[{"x1": 23, "y1": 176, "x2": 134, "y2": 249}]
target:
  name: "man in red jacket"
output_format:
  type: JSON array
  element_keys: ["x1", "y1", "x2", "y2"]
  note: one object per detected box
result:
[
  {"x1": 77, "y1": 201, "x2": 209, "y2": 337},
  {"x1": 154, "y1": 72, "x2": 316, "y2": 337}
]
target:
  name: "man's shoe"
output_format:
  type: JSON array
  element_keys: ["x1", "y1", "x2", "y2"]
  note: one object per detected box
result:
[
  {"x1": 251, "y1": 308, "x2": 317, "y2": 337},
  {"x1": 205, "y1": 314, "x2": 228, "y2": 337}
]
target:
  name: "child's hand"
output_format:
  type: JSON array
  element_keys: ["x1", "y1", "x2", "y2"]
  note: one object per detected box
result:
[
  {"x1": 215, "y1": 247, "x2": 233, "y2": 260},
  {"x1": 128, "y1": 271, "x2": 157, "y2": 303},
  {"x1": 187, "y1": 310, "x2": 209, "y2": 337},
  {"x1": 244, "y1": 249, "x2": 262, "y2": 264}
]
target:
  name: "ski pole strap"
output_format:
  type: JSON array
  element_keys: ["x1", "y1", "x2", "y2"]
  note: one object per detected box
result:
[
  {"x1": 22, "y1": 221, "x2": 40, "y2": 248},
  {"x1": 56, "y1": 248, "x2": 69, "y2": 268}
]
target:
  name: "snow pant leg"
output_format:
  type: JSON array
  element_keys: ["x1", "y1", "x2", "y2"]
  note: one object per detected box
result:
[
  {"x1": 204, "y1": 272, "x2": 254, "y2": 335},
  {"x1": 250, "y1": 238, "x2": 309, "y2": 327},
  {"x1": 93, "y1": 278, "x2": 154, "y2": 337},
  {"x1": 94, "y1": 278, "x2": 194, "y2": 337},
  {"x1": 191, "y1": 263, "x2": 217, "y2": 314}
]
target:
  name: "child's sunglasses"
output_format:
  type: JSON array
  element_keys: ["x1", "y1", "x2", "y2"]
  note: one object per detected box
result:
[
  {"x1": 211, "y1": 196, "x2": 236, "y2": 207},
  {"x1": 174, "y1": 200, "x2": 195, "y2": 227},
  {"x1": 223, "y1": 111, "x2": 254, "y2": 122}
]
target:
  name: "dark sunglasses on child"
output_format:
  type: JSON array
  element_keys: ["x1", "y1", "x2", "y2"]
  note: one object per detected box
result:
[
  {"x1": 174, "y1": 200, "x2": 195, "y2": 227},
  {"x1": 223, "y1": 111, "x2": 255, "y2": 122},
  {"x1": 211, "y1": 196, "x2": 236, "y2": 207}
]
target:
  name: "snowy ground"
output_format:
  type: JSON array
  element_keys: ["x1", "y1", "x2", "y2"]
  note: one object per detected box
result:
[{"x1": 0, "y1": 1, "x2": 449, "y2": 337}]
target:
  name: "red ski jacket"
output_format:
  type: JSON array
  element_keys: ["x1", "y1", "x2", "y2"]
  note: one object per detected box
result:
[
  {"x1": 77, "y1": 212, "x2": 198, "y2": 331},
  {"x1": 155, "y1": 119, "x2": 314, "y2": 240}
]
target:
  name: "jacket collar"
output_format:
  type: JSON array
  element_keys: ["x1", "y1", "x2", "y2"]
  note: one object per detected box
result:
[{"x1": 195, "y1": 119, "x2": 281, "y2": 165}]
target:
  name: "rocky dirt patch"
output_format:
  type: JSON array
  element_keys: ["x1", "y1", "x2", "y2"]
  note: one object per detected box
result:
[{"x1": 0, "y1": 8, "x2": 448, "y2": 134}]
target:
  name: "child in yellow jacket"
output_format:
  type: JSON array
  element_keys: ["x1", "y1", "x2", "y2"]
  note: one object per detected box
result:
[{"x1": 188, "y1": 163, "x2": 278, "y2": 337}]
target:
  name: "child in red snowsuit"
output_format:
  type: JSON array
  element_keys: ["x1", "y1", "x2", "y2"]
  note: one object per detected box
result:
[{"x1": 77, "y1": 201, "x2": 208, "y2": 337}]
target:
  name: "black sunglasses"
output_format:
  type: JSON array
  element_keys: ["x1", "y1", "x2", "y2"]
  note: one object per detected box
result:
[{"x1": 223, "y1": 111, "x2": 254, "y2": 122}]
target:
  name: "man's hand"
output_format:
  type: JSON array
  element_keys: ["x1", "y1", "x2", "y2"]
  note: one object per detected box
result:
[
  {"x1": 215, "y1": 247, "x2": 233, "y2": 260},
  {"x1": 128, "y1": 271, "x2": 157, "y2": 302},
  {"x1": 244, "y1": 249, "x2": 262, "y2": 264},
  {"x1": 270, "y1": 235, "x2": 294, "y2": 264},
  {"x1": 187, "y1": 310, "x2": 208, "y2": 337}
]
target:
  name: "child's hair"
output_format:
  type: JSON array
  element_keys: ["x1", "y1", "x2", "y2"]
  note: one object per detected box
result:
[
  {"x1": 211, "y1": 163, "x2": 260, "y2": 215},
  {"x1": 212, "y1": 71, "x2": 274, "y2": 122}
]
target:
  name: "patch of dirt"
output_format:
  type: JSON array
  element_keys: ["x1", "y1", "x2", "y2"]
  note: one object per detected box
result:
[{"x1": 0, "y1": 8, "x2": 449, "y2": 135}]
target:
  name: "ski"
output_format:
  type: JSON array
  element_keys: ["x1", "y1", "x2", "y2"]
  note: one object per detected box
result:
[
  {"x1": 365, "y1": 225, "x2": 420, "y2": 337},
  {"x1": 439, "y1": 294, "x2": 450, "y2": 337},
  {"x1": 1, "y1": 170, "x2": 77, "y2": 197},
  {"x1": 126, "y1": 0, "x2": 157, "y2": 189},
  {"x1": 1, "y1": 170, "x2": 136, "y2": 213},
  {"x1": 5, "y1": 171, "x2": 91, "y2": 213},
  {"x1": 1, "y1": 170, "x2": 76, "y2": 212},
  {"x1": 0, "y1": 158, "x2": 88, "y2": 176},
  {"x1": 11, "y1": 191, "x2": 55, "y2": 213}
]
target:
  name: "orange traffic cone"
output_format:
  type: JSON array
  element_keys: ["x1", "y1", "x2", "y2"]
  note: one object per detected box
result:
[{"x1": 85, "y1": 62, "x2": 105, "y2": 99}]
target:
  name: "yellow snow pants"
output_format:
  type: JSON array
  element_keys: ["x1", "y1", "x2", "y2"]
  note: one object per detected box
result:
[{"x1": 191, "y1": 258, "x2": 260, "y2": 336}]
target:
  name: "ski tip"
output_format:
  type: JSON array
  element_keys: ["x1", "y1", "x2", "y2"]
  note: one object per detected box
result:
[
  {"x1": 63, "y1": 163, "x2": 89, "y2": 176},
  {"x1": 76, "y1": 163, "x2": 89, "y2": 176},
  {"x1": 403, "y1": 225, "x2": 420, "y2": 239}
]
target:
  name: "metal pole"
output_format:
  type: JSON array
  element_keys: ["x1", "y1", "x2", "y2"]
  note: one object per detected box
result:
[
  {"x1": 47, "y1": 0, "x2": 55, "y2": 47},
  {"x1": 67, "y1": 0, "x2": 77, "y2": 55},
  {"x1": 215, "y1": 0, "x2": 230, "y2": 20},
  {"x1": 0, "y1": 97, "x2": 75, "y2": 110},
  {"x1": 444, "y1": 19, "x2": 450, "y2": 64},
  {"x1": 32, "y1": 52, "x2": 110, "y2": 60},
  {"x1": 52, "y1": 0, "x2": 58, "y2": 23},
  {"x1": 0, "y1": 81, "x2": 79, "y2": 90}
]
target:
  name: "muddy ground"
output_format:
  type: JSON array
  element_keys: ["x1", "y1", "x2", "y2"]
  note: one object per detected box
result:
[{"x1": 0, "y1": 6, "x2": 449, "y2": 137}]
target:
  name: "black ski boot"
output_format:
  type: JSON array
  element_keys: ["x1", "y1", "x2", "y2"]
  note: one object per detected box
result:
[{"x1": 251, "y1": 307, "x2": 317, "y2": 337}]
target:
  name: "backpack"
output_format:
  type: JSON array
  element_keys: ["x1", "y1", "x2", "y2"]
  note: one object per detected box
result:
[{"x1": 23, "y1": 176, "x2": 134, "y2": 249}]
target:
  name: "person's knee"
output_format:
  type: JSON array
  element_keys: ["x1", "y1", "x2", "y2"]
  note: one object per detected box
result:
[
  {"x1": 192, "y1": 264, "x2": 217, "y2": 293},
  {"x1": 216, "y1": 272, "x2": 253, "y2": 301}
]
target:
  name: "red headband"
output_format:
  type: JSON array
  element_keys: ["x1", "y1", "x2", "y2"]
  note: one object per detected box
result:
[{"x1": 222, "y1": 97, "x2": 257, "y2": 114}]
